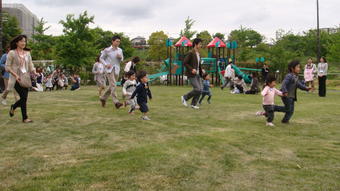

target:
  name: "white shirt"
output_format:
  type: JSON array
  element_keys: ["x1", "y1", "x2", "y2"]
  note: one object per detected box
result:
[
  {"x1": 100, "y1": 46, "x2": 124, "y2": 75},
  {"x1": 124, "y1": 61, "x2": 135, "y2": 73},
  {"x1": 317, "y1": 62, "x2": 328, "y2": 76},
  {"x1": 224, "y1": 64, "x2": 234, "y2": 78},
  {"x1": 196, "y1": 51, "x2": 200, "y2": 75},
  {"x1": 92, "y1": 62, "x2": 105, "y2": 74}
]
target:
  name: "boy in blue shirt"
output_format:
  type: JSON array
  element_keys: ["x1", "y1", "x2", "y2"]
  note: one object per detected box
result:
[{"x1": 199, "y1": 73, "x2": 212, "y2": 105}]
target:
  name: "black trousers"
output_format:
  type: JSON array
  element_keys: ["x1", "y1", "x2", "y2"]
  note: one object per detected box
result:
[
  {"x1": 13, "y1": 82, "x2": 29, "y2": 120},
  {"x1": 318, "y1": 76, "x2": 327, "y2": 97},
  {"x1": 199, "y1": 92, "x2": 212, "y2": 104},
  {"x1": 263, "y1": 105, "x2": 286, "y2": 123}
]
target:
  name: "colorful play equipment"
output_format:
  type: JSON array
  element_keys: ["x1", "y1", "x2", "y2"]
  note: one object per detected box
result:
[{"x1": 144, "y1": 36, "x2": 263, "y2": 86}]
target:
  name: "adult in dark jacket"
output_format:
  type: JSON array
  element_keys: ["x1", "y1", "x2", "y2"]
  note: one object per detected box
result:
[{"x1": 181, "y1": 38, "x2": 205, "y2": 109}]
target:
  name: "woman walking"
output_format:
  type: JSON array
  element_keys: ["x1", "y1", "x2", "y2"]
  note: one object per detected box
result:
[
  {"x1": 317, "y1": 57, "x2": 328, "y2": 97},
  {"x1": 6, "y1": 35, "x2": 36, "y2": 123}
]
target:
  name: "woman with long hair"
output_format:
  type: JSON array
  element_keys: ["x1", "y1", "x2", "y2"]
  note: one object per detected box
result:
[
  {"x1": 5, "y1": 35, "x2": 36, "y2": 123},
  {"x1": 317, "y1": 57, "x2": 328, "y2": 97}
]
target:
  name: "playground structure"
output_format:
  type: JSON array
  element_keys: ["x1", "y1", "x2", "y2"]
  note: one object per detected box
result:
[{"x1": 147, "y1": 36, "x2": 262, "y2": 85}]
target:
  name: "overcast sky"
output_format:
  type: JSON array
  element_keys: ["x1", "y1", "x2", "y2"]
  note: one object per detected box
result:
[{"x1": 4, "y1": 0, "x2": 340, "y2": 41}]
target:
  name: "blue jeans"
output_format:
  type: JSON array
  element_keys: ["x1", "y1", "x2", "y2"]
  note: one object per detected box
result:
[{"x1": 281, "y1": 97, "x2": 295, "y2": 123}]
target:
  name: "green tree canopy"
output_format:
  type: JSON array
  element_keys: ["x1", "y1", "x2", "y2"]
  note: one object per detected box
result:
[
  {"x1": 213, "y1": 32, "x2": 225, "y2": 41},
  {"x1": 30, "y1": 18, "x2": 56, "y2": 60},
  {"x1": 180, "y1": 17, "x2": 197, "y2": 40},
  {"x1": 148, "y1": 31, "x2": 168, "y2": 61},
  {"x1": 2, "y1": 12, "x2": 22, "y2": 52},
  {"x1": 196, "y1": 31, "x2": 212, "y2": 47},
  {"x1": 55, "y1": 11, "x2": 97, "y2": 71}
]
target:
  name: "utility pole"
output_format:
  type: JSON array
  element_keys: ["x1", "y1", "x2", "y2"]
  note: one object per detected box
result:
[{"x1": 316, "y1": 0, "x2": 321, "y2": 61}]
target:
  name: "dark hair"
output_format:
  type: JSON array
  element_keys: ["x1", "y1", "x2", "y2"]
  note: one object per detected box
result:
[
  {"x1": 10, "y1": 35, "x2": 31, "y2": 51},
  {"x1": 132, "y1": 56, "x2": 140, "y2": 63},
  {"x1": 266, "y1": 75, "x2": 276, "y2": 85},
  {"x1": 192, "y1": 38, "x2": 202, "y2": 47},
  {"x1": 251, "y1": 72, "x2": 257, "y2": 78},
  {"x1": 237, "y1": 75, "x2": 243, "y2": 80},
  {"x1": 263, "y1": 75, "x2": 276, "y2": 89},
  {"x1": 112, "y1": 35, "x2": 121, "y2": 42},
  {"x1": 96, "y1": 54, "x2": 100, "y2": 62},
  {"x1": 202, "y1": 73, "x2": 209, "y2": 79},
  {"x1": 137, "y1": 70, "x2": 147, "y2": 80},
  {"x1": 126, "y1": 71, "x2": 135, "y2": 78},
  {"x1": 288, "y1": 60, "x2": 300, "y2": 73},
  {"x1": 320, "y1": 57, "x2": 327, "y2": 63}
]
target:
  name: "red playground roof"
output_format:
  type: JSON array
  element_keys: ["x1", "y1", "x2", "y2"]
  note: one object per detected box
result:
[
  {"x1": 207, "y1": 37, "x2": 226, "y2": 48},
  {"x1": 175, "y1": 36, "x2": 193, "y2": 47}
]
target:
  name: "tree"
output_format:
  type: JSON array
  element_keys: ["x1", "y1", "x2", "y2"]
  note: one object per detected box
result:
[
  {"x1": 2, "y1": 12, "x2": 22, "y2": 52},
  {"x1": 213, "y1": 32, "x2": 225, "y2": 41},
  {"x1": 228, "y1": 26, "x2": 264, "y2": 62},
  {"x1": 229, "y1": 26, "x2": 263, "y2": 48},
  {"x1": 148, "y1": 31, "x2": 168, "y2": 61},
  {"x1": 196, "y1": 31, "x2": 212, "y2": 47},
  {"x1": 55, "y1": 11, "x2": 97, "y2": 72},
  {"x1": 180, "y1": 17, "x2": 197, "y2": 39},
  {"x1": 328, "y1": 31, "x2": 340, "y2": 63},
  {"x1": 30, "y1": 18, "x2": 56, "y2": 60}
]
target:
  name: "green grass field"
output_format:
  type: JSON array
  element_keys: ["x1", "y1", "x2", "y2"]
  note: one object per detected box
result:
[{"x1": 1, "y1": 86, "x2": 340, "y2": 191}]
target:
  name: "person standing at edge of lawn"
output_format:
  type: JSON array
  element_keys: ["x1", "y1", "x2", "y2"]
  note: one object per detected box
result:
[
  {"x1": 181, "y1": 38, "x2": 205, "y2": 109},
  {"x1": 317, "y1": 57, "x2": 328, "y2": 97},
  {"x1": 99, "y1": 35, "x2": 124, "y2": 109}
]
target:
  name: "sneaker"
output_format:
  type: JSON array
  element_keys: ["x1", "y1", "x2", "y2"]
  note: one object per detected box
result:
[
  {"x1": 266, "y1": 122, "x2": 275, "y2": 127},
  {"x1": 191, "y1": 105, "x2": 200, "y2": 109},
  {"x1": 181, "y1": 96, "x2": 188, "y2": 107},
  {"x1": 141, "y1": 116, "x2": 151, "y2": 120},
  {"x1": 1, "y1": 98, "x2": 7, "y2": 105},
  {"x1": 256, "y1": 111, "x2": 266, "y2": 116},
  {"x1": 115, "y1": 102, "x2": 124, "y2": 109}
]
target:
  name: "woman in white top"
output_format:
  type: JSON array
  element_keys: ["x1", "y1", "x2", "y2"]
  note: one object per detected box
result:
[
  {"x1": 317, "y1": 57, "x2": 328, "y2": 97},
  {"x1": 6, "y1": 35, "x2": 36, "y2": 123},
  {"x1": 304, "y1": 58, "x2": 317, "y2": 89},
  {"x1": 92, "y1": 55, "x2": 106, "y2": 97}
]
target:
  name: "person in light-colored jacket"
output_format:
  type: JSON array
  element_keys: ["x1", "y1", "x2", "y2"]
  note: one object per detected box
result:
[{"x1": 6, "y1": 35, "x2": 36, "y2": 123}]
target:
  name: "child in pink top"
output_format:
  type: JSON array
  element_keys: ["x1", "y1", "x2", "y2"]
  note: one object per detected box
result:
[{"x1": 259, "y1": 76, "x2": 285, "y2": 126}]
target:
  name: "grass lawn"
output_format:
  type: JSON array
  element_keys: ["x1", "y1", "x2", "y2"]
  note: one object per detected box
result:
[{"x1": 0, "y1": 86, "x2": 340, "y2": 191}]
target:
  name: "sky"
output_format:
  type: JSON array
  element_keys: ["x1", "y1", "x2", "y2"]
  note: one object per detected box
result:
[{"x1": 4, "y1": 0, "x2": 340, "y2": 41}]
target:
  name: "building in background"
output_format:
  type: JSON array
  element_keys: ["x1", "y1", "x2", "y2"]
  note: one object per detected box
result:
[
  {"x1": 3, "y1": 3, "x2": 39, "y2": 38},
  {"x1": 131, "y1": 36, "x2": 148, "y2": 49},
  {"x1": 320, "y1": 26, "x2": 340, "y2": 34}
]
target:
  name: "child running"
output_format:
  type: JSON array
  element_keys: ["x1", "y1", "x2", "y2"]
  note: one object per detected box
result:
[
  {"x1": 280, "y1": 60, "x2": 312, "y2": 124},
  {"x1": 259, "y1": 76, "x2": 285, "y2": 126},
  {"x1": 131, "y1": 71, "x2": 152, "y2": 120},
  {"x1": 122, "y1": 71, "x2": 137, "y2": 114},
  {"x1": 199, "y1": 73, "x2": 212, "y2": 105}
]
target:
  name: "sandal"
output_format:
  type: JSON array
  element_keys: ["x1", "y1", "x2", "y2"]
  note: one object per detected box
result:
[{"x1": 9, "y1": 105, "x2": 15, "y2": 117}]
